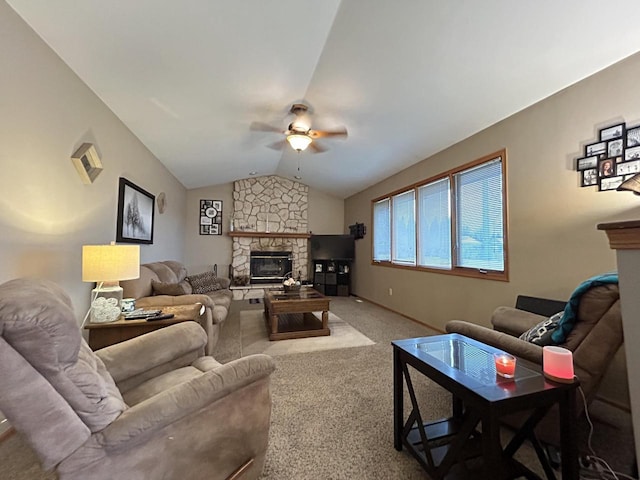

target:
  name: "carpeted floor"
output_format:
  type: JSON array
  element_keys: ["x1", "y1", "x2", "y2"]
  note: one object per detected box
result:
[{"x1": 1, "y1": 296, "x2": 635, "y2": 479}]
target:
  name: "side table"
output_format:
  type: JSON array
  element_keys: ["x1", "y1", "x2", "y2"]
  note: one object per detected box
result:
[
  {"x1": 392, "y1": 334, "x2": 579, "y2": 480},
  {"x1": 85, "y1": 303, "x2": 204, "y2": 350}
]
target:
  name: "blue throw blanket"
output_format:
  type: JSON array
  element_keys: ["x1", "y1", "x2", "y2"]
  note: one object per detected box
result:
[{"x1": 551, "y1": 272, "x2": 619, "y2": 344}]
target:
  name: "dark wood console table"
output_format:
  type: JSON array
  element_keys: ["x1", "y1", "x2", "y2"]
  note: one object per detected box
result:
[{"x1": 392, "y1": 334, "x2": 579, "y2": 480}]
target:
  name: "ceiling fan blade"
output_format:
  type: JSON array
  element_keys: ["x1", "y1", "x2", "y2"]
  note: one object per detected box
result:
[
  {"x1": 308, "y1": 127, "x2": 348, "y2": 139},
  {"x1": 308, "y1": 141, "x2": 328, "y2": 153},
  {"x1": 266, "y1": 139, "x2": 287, "y2": 151},
  {"x1": 250, "y1": 121, "x2": 283, "y2": 133}
]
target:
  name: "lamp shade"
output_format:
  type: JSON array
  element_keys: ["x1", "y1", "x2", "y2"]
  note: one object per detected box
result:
[
  {"x1": 286, "y1": 134, "x2": 312, "y2": 152},
  {"x1": 82, "y1": 244, "x2": 140, "y2": 282},
  {"x1": 617, "y1": 172, "x2": 640, "y2": 195}
]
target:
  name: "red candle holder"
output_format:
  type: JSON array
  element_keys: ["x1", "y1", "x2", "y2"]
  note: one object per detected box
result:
[{"x1": 493, "y1": 353, "x2": 516, "y2": 378}]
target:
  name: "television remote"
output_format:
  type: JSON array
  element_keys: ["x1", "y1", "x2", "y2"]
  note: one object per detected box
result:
[
  {"x1": 124, "y1": 309, "x2": 162, "y2": 320},
  {"x1": 146, "y1": 313, "x2": 175, "y2": 322}
]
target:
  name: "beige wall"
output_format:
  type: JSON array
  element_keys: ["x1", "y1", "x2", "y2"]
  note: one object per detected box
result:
[
  {"x1": 184, "y1": 181, "x2": 346, "y2": 278},
  {"x1": 345, "y1": 52, "x2": 640, "y2": 408},
  {"x1": 184, "y1": 183, "x2": 234, "y2": 276},
  {"x1": 0, "y1": 3, "x2": 187, "y2": 321},
  {"x1": 308, "y1": 187, "x2": 345, "y2": 235}
]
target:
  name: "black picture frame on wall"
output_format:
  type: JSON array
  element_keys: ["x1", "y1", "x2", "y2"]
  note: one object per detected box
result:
[
  {"x1": 599, "y1": 176, "x2": 624, "y2": 192},
  {"x1": 576, "y1": 156, "x2": 598, "y2": 171},
  {"x1": 581, "y1": 168, "x2": 598, "y2": 187},
  {"x1": 116, "y1": 177, "x2": 155, "y2": 244},
  {"x1": 625, "y1": 146, "x2": 640, "y2": 161},
  {"x1": 599, "y1": 123, "x2": 625, "y2": 142},
  {"x1": 199, "y1": 199, "x2": 223, "y2": 235},
  {"x1": 585, "y1": 141, "x2": 606, "y2": 157},
  {"x1": 617, "y1": 159, "x2": 640, "y2": 176},
  {"x1": 607, "y1": 138, "x2": 624, "y2": 158},
  {"x1": 598, "y1": 158, "x2": 615, "y2": 178},
  {"x1": 627, "y1": 126, "x2": 640, "y2": 147}
]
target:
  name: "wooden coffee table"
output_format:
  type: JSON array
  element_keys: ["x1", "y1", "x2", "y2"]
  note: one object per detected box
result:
[{"x1": 263, "y1": 287, "x2": 330, "y2": 341}]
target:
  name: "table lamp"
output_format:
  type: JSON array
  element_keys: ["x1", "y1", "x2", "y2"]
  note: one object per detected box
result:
[
  {"x1": 82, "y1": 242, "x2": 140, "y2": 325},
  {"x1": 542, "y1": 346, "x2": 575, "y2": 383}
]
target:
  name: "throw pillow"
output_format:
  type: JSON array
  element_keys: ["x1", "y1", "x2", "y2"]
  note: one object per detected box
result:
[
  {"x1": 186, "y1": 271, "x2": 223, "y2": 294},
  {"x1": 519, "y1": 312, "x2": 563, "y2": 346},
  {"x1": 151, "y1": 279, "x2": 192, "y2": 296}
]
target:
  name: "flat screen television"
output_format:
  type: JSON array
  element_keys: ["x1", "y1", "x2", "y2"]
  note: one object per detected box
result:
[{"x1": 310, "y1": 234, "x2": 355, "y2": 260}]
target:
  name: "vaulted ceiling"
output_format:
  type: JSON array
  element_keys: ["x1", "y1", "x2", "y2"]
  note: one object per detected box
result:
[{"x1": 8, "y1": 1, "x2": 640, "y2": 198}]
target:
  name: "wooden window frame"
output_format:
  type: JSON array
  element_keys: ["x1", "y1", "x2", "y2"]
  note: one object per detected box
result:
[{"x1": 370, "y1": 149, "x2": 509, "y2": 282}]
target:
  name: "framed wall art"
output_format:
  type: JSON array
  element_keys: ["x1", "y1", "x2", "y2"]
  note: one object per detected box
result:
[
  {"x1": 575, "y1": 120, "x2": 640, "y2": 191},
  {"x1": 599, "y1": 123, "x2": 624, "y2": 142},
  {"x1": 200, "y1": 199, "x2": 223, "y2": 235},
  {"x1": 71, "y1": 143, "x2": 103, "y2": 184},
  {"x1": 116, "y1": 177, "x2": 155, "y2": 244}
]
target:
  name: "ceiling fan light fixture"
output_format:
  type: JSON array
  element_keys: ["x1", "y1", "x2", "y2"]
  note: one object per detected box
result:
[{"x1": 287, "y1": 134, "x2": 312, "y2": 152}]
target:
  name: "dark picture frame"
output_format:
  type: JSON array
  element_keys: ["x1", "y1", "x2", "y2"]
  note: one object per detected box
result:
[
  {"x1": 627, "y1": 126, "x2": 640, "y2": 147},
  {"x1": 599, "y1": 123, "x2": 625, "y2": 142},
  {"x1": 116, "y1": 177, "x2": 155, "y2": 244},
  {"x1": 576, "y1": 156, "x2": 598, "y2": 171},
  {"x1": 617, "y1": 159, "x2": 640, "y2": 176},
  {"x1": 599, "y1": 175, "x2": 624, "y2": 192},
  {"x1": 585, "y1": 141, "x2": 606, "y2": 157},
  {"x1": 581, "y1": 168, "x2": 598, "y2": 187},
  {"x1": 598, "y1": 158, "x2": 615, "y2": 178},
  {"x1": 199, "y1": 199, "x2": 223, "y2": 235},
  {"x1": 607, "y1": 138, "x2": 624, "y2": 158},
  {"x1": 625, "y1": 146, "x2": 640, "y2": 161}
]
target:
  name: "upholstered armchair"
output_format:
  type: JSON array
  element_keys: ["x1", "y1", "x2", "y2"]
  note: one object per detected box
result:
[
  {"x1": 446, "y1": 282, "x2": 622, "y2": 446},
  {"x1": 0, "y1": 278, "x2": 275, "y2": 480}
]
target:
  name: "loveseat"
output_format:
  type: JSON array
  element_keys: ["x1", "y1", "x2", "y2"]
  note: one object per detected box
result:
[
  {"x1": 120, "y1": 261, "x2": 233, "y2": 353},
  {"x1": 0, "y1": 277, "x2": 275, "y2": 480}
]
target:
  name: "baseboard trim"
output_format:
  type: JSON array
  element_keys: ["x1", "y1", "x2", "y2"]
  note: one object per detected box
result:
[
  {"x1": 226, "y1": 458, "x2": 254, "y2": 480},
  {"x1": 0, "y1": 426, "x2": 16, "y2": 444},
  {"x1": 350, "y1": 294, "x2": 446, "y2": 334}
]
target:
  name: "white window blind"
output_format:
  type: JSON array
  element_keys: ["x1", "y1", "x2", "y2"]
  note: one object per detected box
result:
[
  {"x1": 455, "y1": 158, "x2": 504, "y2": 271},
  {"x1": 417, "y1": 178, "x2": 451, "y2": 268},
  {"x1": 392, "y1": 190, "x2": 416, "y2": 264},
  {"x1": 373, "y1": 198, "x2": 391, "y2": 261}
]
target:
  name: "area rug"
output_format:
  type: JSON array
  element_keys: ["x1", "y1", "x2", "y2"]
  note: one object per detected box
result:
[{"x1": 240, "y1": 309, "x2": 375, "y2": 356}]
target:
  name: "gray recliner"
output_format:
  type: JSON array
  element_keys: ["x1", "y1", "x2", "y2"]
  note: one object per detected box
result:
[{"x1": 0, "y1": 278, "x2": 275, "y2": 480}]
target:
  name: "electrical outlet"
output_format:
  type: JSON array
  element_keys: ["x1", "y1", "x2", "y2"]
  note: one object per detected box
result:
[{"x1": 388, "y1": 288, "x2": 393, "y2": 296}]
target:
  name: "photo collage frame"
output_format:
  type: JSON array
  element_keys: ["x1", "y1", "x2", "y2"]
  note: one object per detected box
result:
[
  {"x1": 199, "y1": 199, "x2": 223, "y2": 235},
  {"x1": 576, "y1": 122, "x2": 640, "y2": 191}
]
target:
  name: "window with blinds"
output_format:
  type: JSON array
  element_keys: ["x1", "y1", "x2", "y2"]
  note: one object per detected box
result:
[
  {"x1": 455, "y1": 159, "x2": 504, "y2": 271},
  {"x1": 371, "y1": 150, "x2": 507, "y2": 280},
  {"x1": 373, "y1": 199, "x2": 391, "y2": 261},
  {"x1": 418, "y1": 178, "x2": 451, "y2": 269},
  {"x1": 392, "y1": 190, "x2": 416, "y2": 265}
]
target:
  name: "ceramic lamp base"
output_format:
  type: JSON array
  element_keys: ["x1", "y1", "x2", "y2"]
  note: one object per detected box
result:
[{"x1": 90, "y1": 285, "x2": 123, "y2": 323}]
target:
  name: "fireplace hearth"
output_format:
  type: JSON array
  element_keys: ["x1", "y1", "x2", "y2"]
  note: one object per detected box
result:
[{"x1": 250, "y1": 251, "x2": 292, "y2": 284}]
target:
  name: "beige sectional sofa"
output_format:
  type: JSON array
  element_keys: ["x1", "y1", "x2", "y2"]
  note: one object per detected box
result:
[{"x1": 120, "y1": 261, "x2": 232, "y2": 353}]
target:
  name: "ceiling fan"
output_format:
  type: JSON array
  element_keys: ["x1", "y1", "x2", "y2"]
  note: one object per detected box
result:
[{"x1": 250, "y1": 103, "x2": 348, "y2": 153}]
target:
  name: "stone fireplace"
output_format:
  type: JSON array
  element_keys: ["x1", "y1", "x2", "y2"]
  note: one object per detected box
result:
[{"x1": 230, "y1": 176, "x2": 309, "y2": 285}]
